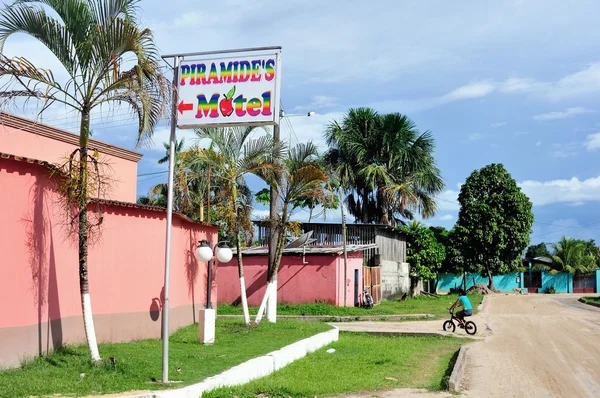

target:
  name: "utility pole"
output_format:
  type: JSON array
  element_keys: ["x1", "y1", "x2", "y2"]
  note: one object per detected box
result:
[
  {"x1": 161, "y1": 55, "x2": 179, "y2": 384},
  {"x1": 268, "y1": 121, "x2": 280, "y2": 282},
  {"x1": 339, "y1": 186, "x2": 348, "y2": 306}
]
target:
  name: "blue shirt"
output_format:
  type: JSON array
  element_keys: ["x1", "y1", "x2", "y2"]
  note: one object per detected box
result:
[{"x1": 459, "y1": 295, "x2": 473, "y2": 311}]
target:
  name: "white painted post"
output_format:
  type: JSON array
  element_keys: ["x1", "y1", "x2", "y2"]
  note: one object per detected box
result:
[{"x1": 198, "y1": 309, "x2": 216, "y2": 344}]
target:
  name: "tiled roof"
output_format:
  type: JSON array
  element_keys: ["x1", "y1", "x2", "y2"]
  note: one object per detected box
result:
[
  {"x1": 0, "y1": 112, "x2": 143, "y2": 162},
  {"x1": 93, "y1": 198, "x2": 214, "y2": 227}
]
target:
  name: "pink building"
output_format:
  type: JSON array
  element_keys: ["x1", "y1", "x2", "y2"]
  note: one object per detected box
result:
[
  {"x1": 217, "y1": 246, "x2": 373, "y2": 307},
  {"x1": 0, "y1": 112, "x2": 217, "y2": 369}
]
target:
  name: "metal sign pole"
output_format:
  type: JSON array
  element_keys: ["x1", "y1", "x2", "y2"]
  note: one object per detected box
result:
[{"x1": 161, "y1": 55, "x2": 180, "y2": 384}]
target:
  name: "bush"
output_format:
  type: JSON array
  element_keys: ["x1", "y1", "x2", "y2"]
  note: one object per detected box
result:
[{"x1": 545, "y1": 285, "x2": 556, "y2": 294}]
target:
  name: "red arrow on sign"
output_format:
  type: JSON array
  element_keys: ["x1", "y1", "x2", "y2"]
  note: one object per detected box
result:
[{"x1": 178, "y1": 100, "x2": 193, "y2": 114}]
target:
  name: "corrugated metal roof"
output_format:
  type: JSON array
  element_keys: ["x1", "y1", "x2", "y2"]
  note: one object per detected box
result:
[{"x1": 235, "y1": 243, "x2": 378, "y2": 256}]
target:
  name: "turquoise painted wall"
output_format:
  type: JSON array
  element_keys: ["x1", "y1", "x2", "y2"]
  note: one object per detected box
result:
[
  {"x1": 541, "y1": 272, "x2": 571, "y2": 293},
  {"x1": 438, "y1": 271, "x2": 574, "y2": 293},
  {"x1": 438, "y1": 272, "x2": 521, "y2": 292},
  {"x1": 597, "y1": 270, "x2": 600, "y2": 293}
]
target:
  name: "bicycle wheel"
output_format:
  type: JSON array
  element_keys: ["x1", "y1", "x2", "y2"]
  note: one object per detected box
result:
[
  {"x1": 443, "y1": 320, "x2": 455, "y2": 333},
  {"x1": 465, "y1": 321, "x2": 477, "y2": 335}
]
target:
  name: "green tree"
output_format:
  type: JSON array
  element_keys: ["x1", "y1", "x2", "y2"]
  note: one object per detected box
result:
[
  {"x1": 399, "y1": 222, "x2": 445, "y2": 296},
  {"x1": 255, "y1": 142, "x2": 328, "y2": 323},
  {"x1": 550, "y1": 237, "x2": 597, "y2": 274},
  {"x1": 0, "y1": 0, "x2": 167, "y2": 363},
  {"x1": 453, "y1": 164, "x2": 534, "y2": 290},
  {"x1": 191, "y1": 126, "x2": 277, "y2": 325},
  {"x1": 526, "y1": 242, "x2": 551, "y2": 259}
]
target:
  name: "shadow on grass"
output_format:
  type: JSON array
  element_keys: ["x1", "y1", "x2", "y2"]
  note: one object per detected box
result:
[{"x1": 441, "y1": 348, "x2": 460, "y2": 391}]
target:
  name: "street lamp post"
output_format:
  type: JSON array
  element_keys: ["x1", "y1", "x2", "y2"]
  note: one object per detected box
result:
[{"x1": 196, "y1": 240, "x2": 233, "y2": 343}]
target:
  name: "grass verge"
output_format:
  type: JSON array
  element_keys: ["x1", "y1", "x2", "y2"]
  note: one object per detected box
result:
[
  {"x1": 218, "y1": 293, "x2": 484, "y2": 319},
  {"x1": 579, "y1": 296, "x2": 600, "y2": 308},
  {"x1": 0, "y1": 318, "x2": 330, "y2": 397},
  {"x1": 204, "y1": 332, "x2": 465, "y2": 397}
]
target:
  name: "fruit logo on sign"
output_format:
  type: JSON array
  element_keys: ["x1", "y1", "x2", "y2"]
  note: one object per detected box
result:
[{"x1": 219, "y1": 86, "x2": 235, "y2": 117}]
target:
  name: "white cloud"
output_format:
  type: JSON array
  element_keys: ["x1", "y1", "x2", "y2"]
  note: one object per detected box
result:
[
  {"x1": 279, "y1": 111, "x2": 345, "y2": 151},
  {"x1": 520, "y1": 175, "x2": 600, "y2": 206},
  {"x1": 439, "y1": 214, "x2": 454, "y2": 221},
  {"x1": 585, "y1": 133, "x2": 600, "y2": 151},
  {"x1": 491, "y1": 122, "x2": 507, "y2": 128},
  {"x1": 293, "y1": 96, "x2": 340, "y2": 112},
  {"x1": 499, "y1": 63, "x2": 600, "y2": 101},
  {"x1": 550, "y1": 150, "x2": 578, "y2": 158},
  {"x1": 467, "y1": 132, "x2": 483, "y2": 141},
  {"x1": 438, "y1": 174, "x2": 600, "y2": 210},
  {"x1": 251, "y1": 209, "x2": 270, "y2": 220},
  {"x1": 436, "y1": 189, "x2": 460, "y2": 211},
  {"x1": 536, "y1": 140, "x2": 542, "y2": 147},
  {"x1": 442, "y1": 81, "x2": 496, "y2": 101},
  {"x1": 549, "y1": 142, "x2": 581, "y2": 158},
  {"x1": 533, "y1": 107, "x2": 594, "y2": 121}
]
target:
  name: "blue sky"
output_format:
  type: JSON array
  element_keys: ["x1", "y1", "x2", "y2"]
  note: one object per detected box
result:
[{"x1": 3, "y1": 0, "x2": 600, "y2": 245}]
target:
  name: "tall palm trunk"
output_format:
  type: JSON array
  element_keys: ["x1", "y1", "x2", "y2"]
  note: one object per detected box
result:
[
  {"x1": 79, "y1": 110, "x2": 100, "y2": 363},
  {"x1": 257, "y1": 203, "x2": 288, "y2": 324},
  {"x1": 232, "y1": 184, "x2": 250, "y2": 325},
  {"x1": 361, "y1": 189, "x2": 369, "y2": 223}
]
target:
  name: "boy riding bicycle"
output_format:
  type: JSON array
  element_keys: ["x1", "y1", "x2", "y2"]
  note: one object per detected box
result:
[{"x1": 448, "y1": 289, "x2": 472, "y2": 328}]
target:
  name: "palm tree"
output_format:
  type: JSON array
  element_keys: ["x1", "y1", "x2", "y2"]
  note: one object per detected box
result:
[
  {"x1": 191, "y1": 126, "x2": 278, "y2": 325},
  {"x1": 149, "y1": 142, "x2": 213, "y2": 221},
  {"x1": 550, "y1": 237, "x2": 597, "y2": 274},
  {"x1": 325, "y1": 109, "x2": 444, "y2": 225},
  {"x1": 0, "y1": 0, "x2": 167, "y2": 363},
  {"x1": 379, "y1": 113, "x2": 444, "y2": 225},
  {"x1": 255, "y1": 142, "x2": 328, "y2": 323},
  {"x1": 325, "y1": 108, "x2": 379, "y2": 223}
]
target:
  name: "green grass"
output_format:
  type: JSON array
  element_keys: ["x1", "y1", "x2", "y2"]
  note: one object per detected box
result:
[
  {"x1": 580, "y1": 296, "x2": 600, "y2": 307},
  {"x1": 204, "y1": 332, "x2": 465, "y2": 397},
  {"x1": 0, "y1": 319, "x2": 331, "y2": 398},
  {"x1": 218, "y1": 293, "x2": 484, "y2": 319}
]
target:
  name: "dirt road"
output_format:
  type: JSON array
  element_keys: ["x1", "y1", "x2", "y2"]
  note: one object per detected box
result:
[{"x1": 462, "y1": 294, "x2": 600, "y2": 398}]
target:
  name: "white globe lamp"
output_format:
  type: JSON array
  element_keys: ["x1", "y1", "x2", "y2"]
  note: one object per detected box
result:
[
  {"x1": 216, "y1": 245, "x2": 233, "y2": 263},
  {"x1": 196, "y1": 240, "x2": 213, "y2": 262}
]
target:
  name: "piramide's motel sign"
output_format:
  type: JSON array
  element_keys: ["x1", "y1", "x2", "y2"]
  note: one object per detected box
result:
[{"x1": 176, "y1": 49, "x2": 282, "y2": 129}]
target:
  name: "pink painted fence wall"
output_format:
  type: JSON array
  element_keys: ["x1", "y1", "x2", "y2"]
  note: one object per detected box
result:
[
  {"x1": 217, "y1": 252, "x2": 363, "y2": 307},
  {"x1": 0, "y1": 157, "x2": 217, "y2": 368},
  {"x1": 0, "y1": 112, "x2": 141, "y2": 202}
]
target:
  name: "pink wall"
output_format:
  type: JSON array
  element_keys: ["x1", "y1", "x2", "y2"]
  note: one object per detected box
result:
[
  {"x1": 0, "y1": 157, "x2": 217, "y2": 367},
  {"x1": 0, "y1": 112, "x2": 141, "y2": 202},
  {"x1": 217, "y1": 252, "x2": 363, "y2": 307},
  {"x1": 336, "y1": 253, "x2": 364, "y2": 307}
]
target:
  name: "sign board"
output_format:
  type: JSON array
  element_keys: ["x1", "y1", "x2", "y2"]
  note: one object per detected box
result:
[{"x1": 176, "y1": 50, "x2": 281, "y2": 129}]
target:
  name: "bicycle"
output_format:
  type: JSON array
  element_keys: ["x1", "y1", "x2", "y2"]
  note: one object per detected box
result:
[
  {"x1": 361, "y1": 289, "x2": 374, "y2": 309},
  {"x1": 443, "y1": 308, "x2": 477, "y2": 335}
]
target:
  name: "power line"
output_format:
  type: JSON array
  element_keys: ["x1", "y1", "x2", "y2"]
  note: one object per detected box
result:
[
  {"x1": 138, "y1": 170, "x2": 168, "y2": 177},
  {"x1": 534, "y1": 219, "x2": 600, "y2": 238}
]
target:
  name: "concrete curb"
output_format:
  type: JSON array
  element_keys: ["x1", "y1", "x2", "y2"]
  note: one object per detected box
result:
[
  {"x1": 448, "y1": 345, "x2": 468, "y2": 392},
  {"x1": 478, "y1": 296, "x2": 486, "y2": 313},
  {"x1": 218, "y1": 314, "x2": 434, "y2": 322},
  {"x1": 121, "y1": 327, "x2": 339, "y2": 398}
]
